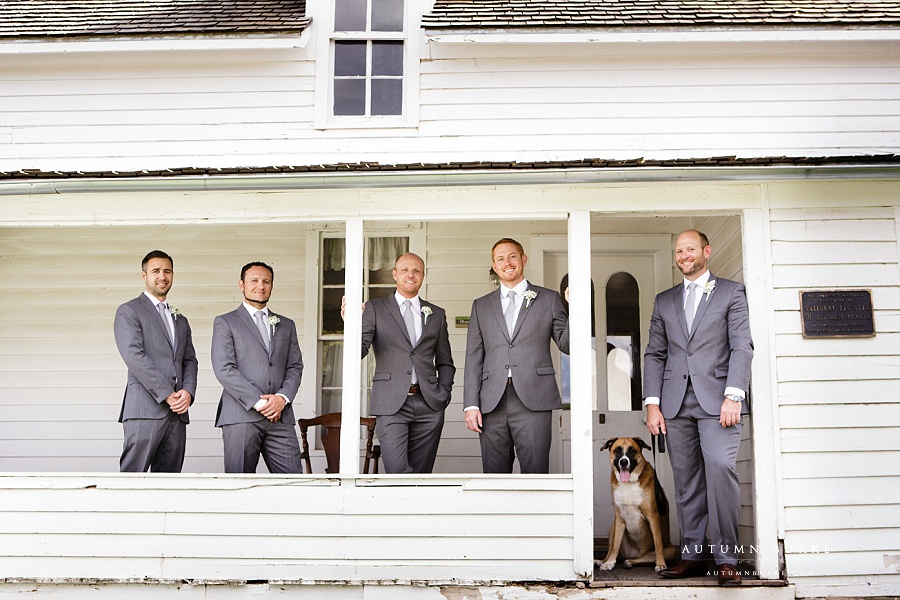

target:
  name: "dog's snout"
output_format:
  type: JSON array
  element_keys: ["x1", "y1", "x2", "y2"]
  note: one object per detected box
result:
[{"x1": 617, "y1": 456, "x2": 630, "y2": 470}]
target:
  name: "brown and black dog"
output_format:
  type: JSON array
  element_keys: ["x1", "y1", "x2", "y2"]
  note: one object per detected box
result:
[{"x1": 597, "y1": 437, "x2": 678, "y2": 572}]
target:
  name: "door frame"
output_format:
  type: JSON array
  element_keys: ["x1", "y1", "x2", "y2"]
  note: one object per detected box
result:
[{"x1": 529, "y1": 212, "x2": 781, "y2": 581}]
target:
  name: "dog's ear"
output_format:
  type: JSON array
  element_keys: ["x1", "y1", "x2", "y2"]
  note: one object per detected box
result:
[
  {"x1": 633, "y1": 437, "x2": 652, "y2": 451},
  {"x1": 600, "y1": 438, "x2": 617, "y2": 451}
]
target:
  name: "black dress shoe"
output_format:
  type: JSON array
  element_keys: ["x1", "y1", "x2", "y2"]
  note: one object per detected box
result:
[
  {"x1": 717, "y1": 563, "x2": 742, "y2": 586},
  {"x1": 658, "y1": 559, "x2": 709, "y2": 579}
]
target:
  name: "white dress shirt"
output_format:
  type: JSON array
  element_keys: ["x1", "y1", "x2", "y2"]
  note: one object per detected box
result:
[
  {"x1": 144, "y1": 291, "x2": 175, "y2": 346},
  {"x1": 395, "y1": 292, "x2": 422, "y2": 342}
]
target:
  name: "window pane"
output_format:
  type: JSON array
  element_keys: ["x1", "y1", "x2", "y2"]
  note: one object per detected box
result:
[
  {"x1": 605, "y1": 272, "x2": 643, "y2": 411},
  {"x1": 322, "y1": 341, "x2": 344, "y2": 389},
  {"x1": 334, "y1": 41, "x2": 367, "y2": 77},
  {"x1": 321, "y1": 388, "x2": 343, "y2": 415},
  {"x1": 371, "y1": 79, "x2": 402, "y2": 115},
  {"x1": 372, "y1": 41, "x2": 403, "y2": 76},
  {"x1": 371, "y1": 0, "x2": 404, "y2": 31},
  {"x1": 323, "y1": 238, "x2": 346, "y2": 284},
  {"x1": 323, "y1": 287, "x2": 346, "y2": 334},
  {"x1": 368, "y1": 286, "x2": 395, "y2": 301},
  {"x1": 334, "y1": 79, "x2": 366, "y2": 116},
  {"x1": 335, "y1": 0, "x2": 367, "y2": 31}
]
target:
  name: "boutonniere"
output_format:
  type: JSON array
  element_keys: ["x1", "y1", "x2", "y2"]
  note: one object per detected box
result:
[
  {"x1": 168, "y1": 306, "x2": 182, "y2": 320},
  {"x1": 523, "y1": 290, "x2": 538, "y2": 308},
  {"x1": 421, "y1": 305, "x2": 432, "y2": 325},
  {"x1": 268, "y1": 314, "x2": 280, "y2": 333},
  {"x1": 704, "y1": 280, "x2": 716, "y2": 301}
]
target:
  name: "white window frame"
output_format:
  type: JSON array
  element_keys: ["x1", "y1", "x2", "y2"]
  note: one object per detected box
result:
[
  {"x1": 299, "y1": 222, "x2": 425, "y2": 428},
  {"x1": 311, "y1": 0, "x2": 422, "y2": 129}
]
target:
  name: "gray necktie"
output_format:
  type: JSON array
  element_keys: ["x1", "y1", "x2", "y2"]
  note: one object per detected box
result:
[
  {"x1": 157, "y1": 302, "x2": 174, "y2": 348},
  {"x1": 684, "y1": 283, "x2": 698, "y2": 331},
  {"x1": 402, "y1": 300, "x2": 418, "y2": 384},
  {"x1": 254, "y1": 310, "x2": 270, "y2": 352},
  {"x1": 504, "y1": 290, "x2": 517, "y2": 336}
]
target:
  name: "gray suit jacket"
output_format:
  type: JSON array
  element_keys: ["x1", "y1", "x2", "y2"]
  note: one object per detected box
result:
[
  {"x1": 464, "y1": 283, "x2": 570, "y2": 414},
  {"x1": 211, "y1": 306, "x2": 303, "y2": 427},
  {"x1": 361, "y1": 295, "x2": 455, "y2": 415},
  {"x1": 643, "y1": 274, "x2": 753, "y2": 419},
  {"x1": 114, "y1": 294, "x2": 198, "y2": 423}
]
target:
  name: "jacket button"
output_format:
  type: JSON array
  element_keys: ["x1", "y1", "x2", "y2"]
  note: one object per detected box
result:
[
  {"x1": 505, "y1": 365, "x2": 509, "y2": 370},
  {"x1": 683, "y1": 374, "x2": 688, "y2": 379}
]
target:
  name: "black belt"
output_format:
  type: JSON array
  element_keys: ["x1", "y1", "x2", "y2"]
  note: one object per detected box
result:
[
  {"x1": 507, "y1": 377, "x2": 513, "y2": 385},
  {"x1": 408, "y1": 384, "x2": 421, "y2": 395}
]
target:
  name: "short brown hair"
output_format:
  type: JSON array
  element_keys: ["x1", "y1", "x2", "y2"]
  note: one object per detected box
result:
[{"x1": 491, "y1": 238, "x2": 525, "y2": 257}]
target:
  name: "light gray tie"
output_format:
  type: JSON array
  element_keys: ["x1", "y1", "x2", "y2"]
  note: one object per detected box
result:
[
  {"x1": 504, "y1": 290, "x2": 517, "y2": 336},
  {"x1": 254, "y1": 310, "x2": 270, "y2": 352},
  {"x1": 402, "y1": 300, "x2": 418, "y2": 384},
  {"x1": 157, "y1": 302, "x2": 174, "y2": 348},
  {"x1": 684, "y1": 283, "x2": 698, "y2": 331}
]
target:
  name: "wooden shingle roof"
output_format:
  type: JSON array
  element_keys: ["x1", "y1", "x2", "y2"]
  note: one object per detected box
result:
[
  {"x1": 0, "y1": 0, "x2": 310, "y2": 39},
  {"x1": 422, "y1": 0, "x2": 900, "y2": 29}
]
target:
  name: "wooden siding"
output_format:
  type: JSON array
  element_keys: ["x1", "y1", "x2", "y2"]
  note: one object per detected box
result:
[
  {"x1": 0, "y1": 223, "x2": 306, "y2": 473},
  {"x1": 0, "y1": 30, "x2": 899, "y2": 171},
  {"x1": 767, "y1": 185, "x2": 900, "y2": 595},
  {"x1": 0, "y1": 474, "x2": 576, "y2": 581}
]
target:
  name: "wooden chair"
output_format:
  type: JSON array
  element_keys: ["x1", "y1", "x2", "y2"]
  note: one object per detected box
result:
[{"x1": 297, "y1": 413, "x2": 381, "y2": 474}]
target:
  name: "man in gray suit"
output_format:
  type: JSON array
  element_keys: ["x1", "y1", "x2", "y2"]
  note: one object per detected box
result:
[
  {"x1": 356, "y1": 253, "x2": 455, "y2": 473},
  {"x1": 114, "y1": 250, "x2": 198, "y2": 472},
  {"x1": 643, "y1": 229, "x2": 753, "y2": 586},
  {"x1": 464, "y1": 238, "x2": 569, "y2": 474},
  {"x1": 212, "y1": 261, "x2": 304, "y2": 474}
]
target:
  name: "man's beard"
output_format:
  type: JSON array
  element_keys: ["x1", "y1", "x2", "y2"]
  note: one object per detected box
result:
[{"x1": 244, "y1": 293, "x2": 268, "y2": 305}]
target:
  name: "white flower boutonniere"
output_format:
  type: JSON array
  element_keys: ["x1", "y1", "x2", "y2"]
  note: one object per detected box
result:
[
  {"x1": 421, "y1": 305, "x2": 432, "y2": 325},
  {"x1": 523, "y1": 290, "x2": 538, "y2": 308},
  {"x1": 168, "y1": 306, "x2": 182, "y2": 320},
  {"x1": 704, "y1": 280, "x2": 716, "y2": 301},
  {"x1": 268, "y1": 314, "x2": 280, "y2": 333}
]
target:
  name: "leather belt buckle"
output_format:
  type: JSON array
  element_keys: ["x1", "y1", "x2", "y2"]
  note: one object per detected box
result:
[{"x1": 408, "y1": 384, "x2": 421, "y2": 395}]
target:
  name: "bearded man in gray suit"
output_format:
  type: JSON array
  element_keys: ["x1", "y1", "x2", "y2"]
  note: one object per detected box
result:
[
  {"x1": 114, "y1": 250, "x2": 198, "y2": 473},
  {"x1": 464, "y1": 238, "x2": 569, "y2": 474},
  {"x1": 212, "y1": 261, "x2": 304, "y2": 474},
  {"x1": 644, "y1": 229, "x2": 753, "y2": 586},
  {"x1": 352, "y1": 253, "x2": 455, "y2": 473}
]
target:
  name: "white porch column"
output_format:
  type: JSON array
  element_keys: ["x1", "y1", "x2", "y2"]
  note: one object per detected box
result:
[
  {"x1": 568, "y1": 211, "x2": 594, "y2": 578},
  {"x1": 743, "y1": 208, "x2": 782, "y2": 578},
  {"x1": 340, "y1": 217, "x2": 364, "y2": 475}
]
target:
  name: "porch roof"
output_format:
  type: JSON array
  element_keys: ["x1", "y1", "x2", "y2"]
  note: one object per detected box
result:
[
  {"x1": 1, "y1": 154, "x2": 898, "y2": 181},
  {"x1": 0, "y1": 0, "x2": 310, "y2": 40},
  {"x1": 423, "y1": 0, "x2": 900, "y2": 29}
]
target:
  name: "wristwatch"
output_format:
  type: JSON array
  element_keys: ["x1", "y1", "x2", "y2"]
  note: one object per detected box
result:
[{"x1": 725, "y1": 393, "x2": 742, "y2": 403}]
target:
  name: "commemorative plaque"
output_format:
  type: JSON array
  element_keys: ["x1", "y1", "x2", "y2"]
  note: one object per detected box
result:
[{"x1": 800, "y1": 289, "x2": 874, "y2": 338}]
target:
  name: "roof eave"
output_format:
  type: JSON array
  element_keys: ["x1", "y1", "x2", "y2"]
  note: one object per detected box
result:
[
  {"x1": 424, "y1": 26, "x2": 900, "y2": 44},
  {"x1": 0, "y1": 30, "x2": 310, "y2": 54}
]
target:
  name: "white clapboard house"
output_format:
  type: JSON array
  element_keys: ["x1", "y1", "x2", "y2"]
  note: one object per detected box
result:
[{"x1": 0, "y1": 0, "x2": 898, "y2": 598}]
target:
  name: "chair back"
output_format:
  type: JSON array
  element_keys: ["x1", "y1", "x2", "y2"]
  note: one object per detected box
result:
[{"x1": 297, "y1": 413, "x2": 380, "y2": 474}]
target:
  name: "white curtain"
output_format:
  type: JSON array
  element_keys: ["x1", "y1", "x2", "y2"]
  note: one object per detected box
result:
[{"x1": 322, "y1": 237, "x2": 409, "y2": 272}]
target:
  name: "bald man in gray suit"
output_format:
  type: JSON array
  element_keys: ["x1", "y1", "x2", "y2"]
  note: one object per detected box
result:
[
  {"x1": 114, "y1": 250, "x2": 198, "y2": 473},
  {"x1": 354, "y1": 253, "x2": 455, "y2": 474},
  {"x1": 644, "y1": 230, "x2": 753, "y2": 586},
  {"x1": 465, "y1": 238, "x2": 569, "y2": 474},
  {"x1": 212, "y1": 261, "x2": 303, "y2": 474}
]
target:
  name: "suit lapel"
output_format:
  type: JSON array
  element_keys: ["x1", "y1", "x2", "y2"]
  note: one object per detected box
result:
[
  {"x1": 671, "y1": 284, "x2": 691, "y2": 339},
  {"x1": 237, "y1": 306, "x2": 269, "y2": 354},
  {"x1": 510, "y1": 284, "x2": 534, "y2": 339},
  {"x1": 139, "y1": 294, "x2": 174, "y2": 354},
  {"x1": 490, "y1": 289, "x2": 511, "y2": 341},
  {"x1": 386, "y1": 295, "x2": 416, "y2": 347}
]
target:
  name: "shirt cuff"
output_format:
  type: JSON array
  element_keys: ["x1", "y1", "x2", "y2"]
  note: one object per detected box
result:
[
  {"x1": 464, "y1": 406, "x2": 479, "y2": 412},
  {"x1": 643, "y1": 397, "x2": 660, "y2": 407},
  {"x1": 253, "y1": 398, "x2": 267, "y2": 410},
  {"x1": 276, "y1": 393, "x2": 291, "y2": 404},
  {"x1": 724, "y1": 387, "x2": 745, "y2": 400}
]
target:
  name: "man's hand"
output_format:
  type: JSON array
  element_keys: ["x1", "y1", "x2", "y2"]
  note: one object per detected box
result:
[
  {"x1": 719, "y1": 399, "x2": 742, "y2": 428},
  {"x1": 465, "y1": 408, "x2": 483, "y2": 433},
  {"x1": 256, "y1": 394, "x2": 286, "y2": 422},
  {"x1": 646, "y1": 404, "x2": 666, "y2": 435},
  {"x1": 166, "y1": 390, "x2": 191, "y2": 415},
  {"x1": 340, "y1": 296, "x2": 365, "y2": 321}
]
